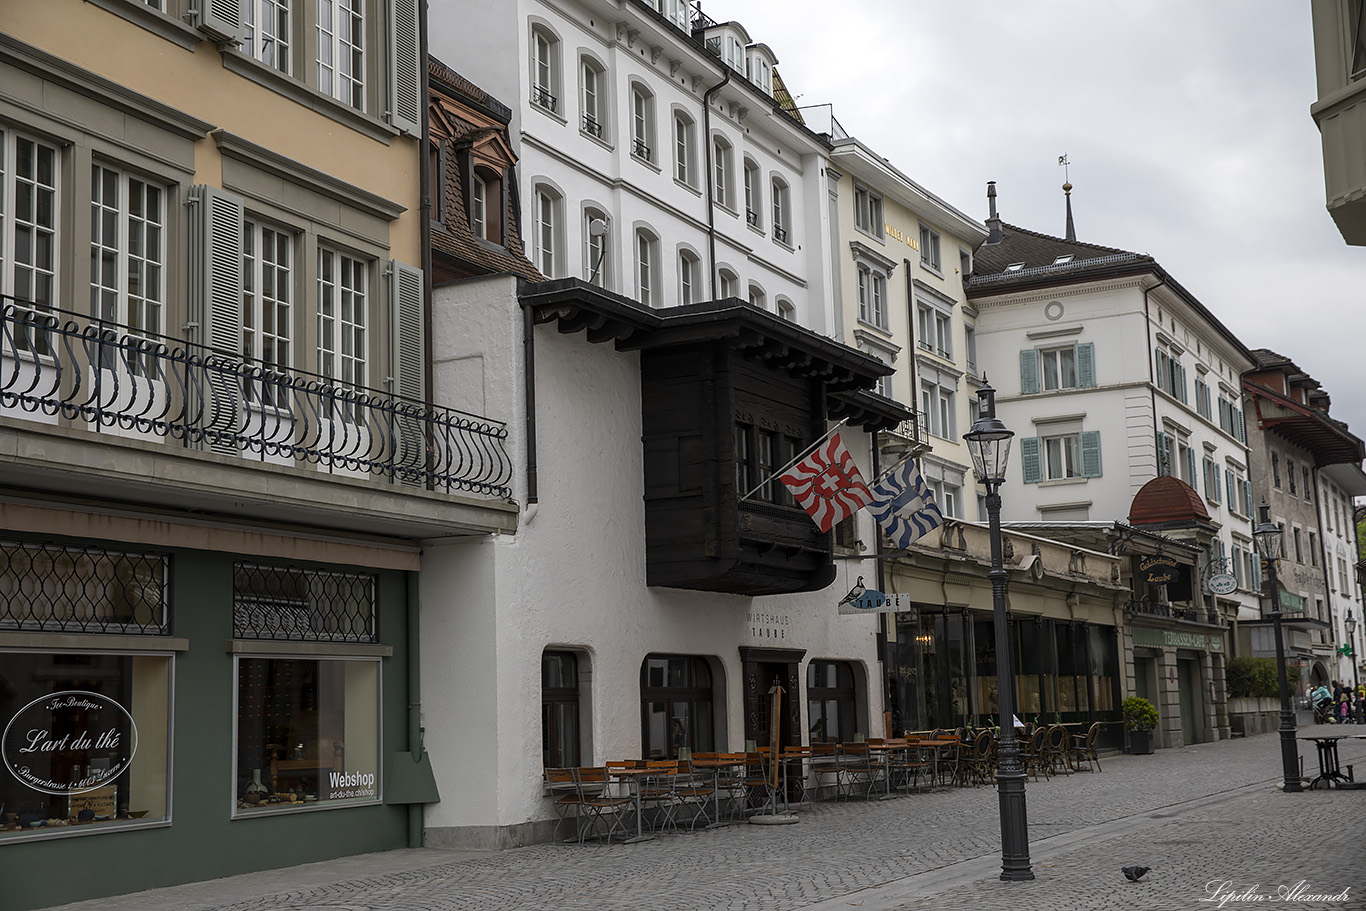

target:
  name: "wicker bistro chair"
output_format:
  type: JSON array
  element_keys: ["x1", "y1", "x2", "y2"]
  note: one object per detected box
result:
[
  {"x1": 889, "y1": 738, "x2": 933, "y2": 792},
  {"x1": 959, "y1": 729, "x2": 994, "y2": 787},
  {"x1": 1045, "y1": 725, "x2": 1073, "y2": 777},
  {"x1": 932, "y1": 737, "x2": 960, "y2": 787},
  {"x1": 1017, "y1": 727, "x2": 1049, "y2": 782},
  {"x1": 570, "y1": 767, "x2": 635, "y2": 844},
  {"x1": 1068, "y1": 722, "x2": 1103, "y2": 773}
]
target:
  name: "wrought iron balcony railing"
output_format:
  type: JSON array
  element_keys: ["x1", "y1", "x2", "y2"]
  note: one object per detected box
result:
[
  {"x1": 632, "y1": 137, "x2": 652, "y2": 161},
  {"x1": 582, "y1": 114, "x2": 604, "y2": 138},
  {"x1": 1124, "y1": 598, "x2": 1219, "y2": 625},
  {"x1": 773, "y1": 225, "x2": 789, "y2": 244},
  {"x1": 532, "y1": 84, "x2": 558, "y2": 113},
  {"x1": 1, "y1": 296, "x2": 513, "y2": 499}
]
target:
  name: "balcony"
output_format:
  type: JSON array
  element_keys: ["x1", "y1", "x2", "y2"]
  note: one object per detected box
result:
[
  {"x1": 1, "y1": 297, "x2": 515, "y2": 538},
  {"x1": 582, "y1": 114, "x2": 604, "y2": 139},
  {"x1": 531, "y1": 84, "x2": 557, "y2": 114},
  {"x1": 1310, "y1": 2, "x2": 1366, "y2": 245},
  {"x1": 632, "y1": 137, "x2": 652, "y2": 161},
  {"x1": 1124, "y1": 598, "x2": 1220, "y2": 626}
]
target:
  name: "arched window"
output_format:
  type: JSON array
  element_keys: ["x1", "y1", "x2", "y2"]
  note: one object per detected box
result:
[
  {"x1": 712, "y1": 135, "x2": 732, "y2": 209},
  {"x1": 776, "y1": 297, "x2": 795, "y2": 322},
  {"x1": 534, "y1": 185, "x2": 562, "y2": 277},
  {"x1": 771, "y1": 176, "x2": 790, "y2": 244},
  {"x1": 630, "y1": 84, "x2": 655, "y2": 163},
  {"x1": 635, "y1": 229, "x2": 658, "y2": 306},
  {"x1": 641, "y1": 655, "x2": 715, "y2": 760},
  {"x1": 747, "y1": 282, "x2": 766, "y2": 311},
  {"x1": 580, "y1": 56, "x2": 607, "y2": 139},
  {"x1": 678, "y1": 249, "x2": 701, "y2": 304},
  {"x1": 807, "y1": 660, "x2": 858, "y2": 744},
  {"x1": 718, "y1": 268, "x2": 739, "y2": 300},
  {"x1": 530, "y1": 25, "x2": 561, "y2": 113},
  {"x1": 543, "y1": 650, "x2": 585, "y2": 768},
  {"x1": 743, "y1": 158, "x2": 761, "y2": 228},
  {"x1": 673, "y1": 112, "x2": 696, "y2": 186},
  {"x1": 583, "y1": 208, "x2": 610, "y2": 288}
]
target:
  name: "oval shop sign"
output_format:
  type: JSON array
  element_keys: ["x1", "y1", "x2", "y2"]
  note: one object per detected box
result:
[{"x1": 3, "y1": 690, "x2": 139, "y2": 795}]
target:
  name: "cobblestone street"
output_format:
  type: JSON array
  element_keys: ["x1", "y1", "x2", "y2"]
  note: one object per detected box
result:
[{"x1": 45, "y1": 732, "x2": 1366, "y2": 911}]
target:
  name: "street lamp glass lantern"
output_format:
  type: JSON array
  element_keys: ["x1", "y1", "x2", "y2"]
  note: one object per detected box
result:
[
  {"x1": 1347, "y1": 611, "x2": 1357, "y2": 638},
  {"x1": 962, "y1": 380, "x2": 1014, "y2": 484},
  {"x1": 1252, "y1": 501, "x2": 1283, "y2": 560}
]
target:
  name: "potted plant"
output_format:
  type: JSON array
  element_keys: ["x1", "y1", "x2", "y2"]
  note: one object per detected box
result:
[{"x1": 1123, "y1": 696, "x2": 1158, "y2": 754}]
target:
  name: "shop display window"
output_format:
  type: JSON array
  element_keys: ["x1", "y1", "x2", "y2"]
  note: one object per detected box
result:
[
  {"x1": 234, "y1": 657, "x2": 380, "y2": 814},
  {"x1": 1, "y1": 652, "x2": 172, "y2": 839}
]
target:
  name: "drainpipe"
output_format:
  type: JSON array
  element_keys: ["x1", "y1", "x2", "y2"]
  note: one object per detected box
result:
[
  {"x1": 702, "y1": 68, "x2": 732, "y2": 299},
  {"x1": 409, "y1": 0, "x2": 431, "y2": 851},
  {"x1": 406, "y1": 569, "x2": 424, "y2": 848},
  {"x1": 523, "y1": 296, "x2": 539, "y2": 519}
]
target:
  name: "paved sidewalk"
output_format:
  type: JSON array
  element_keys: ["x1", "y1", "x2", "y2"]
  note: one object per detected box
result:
[{"x1": 43, "y1": 732, "x2": 1366, "y2": 911}]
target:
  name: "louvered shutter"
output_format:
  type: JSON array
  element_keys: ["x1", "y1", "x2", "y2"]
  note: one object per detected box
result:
[
  {"x1": 1179, "y1": 365, "x2": 1188, "y2": 403},
  {"x1": 389, "y1": 0, "x2": 421, "y2": 135},
  {"x1": 1154, "y1": 349, "x2": 1165, "y2": 392},
  {"x1": 188, "y1": 185, "x2": 245, "y2": 454},
  {"x1": 1213, "y1": 467, "x2": 1222, "y2": 502},
  {"x1": 1156, "y1": 431, "x2": 1170, "y2": 477},
  {"x1": 196, "y1": 0, "x2": 242, "y2": 40},
  {"x1": 1020, "y1": 436, "x2": 1042, "y2": 484},
  {"x1": 1225, "y1": 468, "x2": 1234, "y2": 506},
  {"x1": 1186, "y1": 448, "x2": 1198, "y2": 492},
  {"x1": 390, "y1": 260, "x2": 425, "y2": 484},
  {"x1": 1076, "y1": 342, "x2": 1095, "y2": 388},
  {"x1": 1019, "y1": 349, "x2": 1039, "y2": 395},
  {"x1": 1237, "y1": 408, "x2": 1247, "y2": 443},
  {"x1": 1252, "y1": 556, "x2": 1262, "y2": 593},
  {"x1": 1080, "y1": 431, "x2": 1102, "y2": 478},
  {"x1": 1244, "y1": 480, "x2": 1253, "y2": 517}
]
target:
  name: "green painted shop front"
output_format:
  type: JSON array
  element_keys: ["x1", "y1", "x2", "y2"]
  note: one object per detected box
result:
[{"x1": 1, "y1": 533, "x2": 417, "y2": 911}]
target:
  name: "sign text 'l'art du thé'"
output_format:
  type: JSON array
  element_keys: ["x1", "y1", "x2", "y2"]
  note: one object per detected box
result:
[{"x1": 1, "y1": 690, "x2": 139, "y2": 795}]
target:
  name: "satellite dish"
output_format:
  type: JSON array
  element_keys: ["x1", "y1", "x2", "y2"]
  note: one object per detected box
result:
[{"x1": 588, "y1": 218, "x2": 609, "y2": 237}]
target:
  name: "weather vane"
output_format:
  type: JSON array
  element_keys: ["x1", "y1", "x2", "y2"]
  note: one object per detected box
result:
[{"x1": 1058, "y1": 154, "x2": 1071, "y2": 183}]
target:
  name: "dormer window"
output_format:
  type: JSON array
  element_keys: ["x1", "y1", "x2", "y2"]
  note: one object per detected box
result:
[
  {"x1": 746, "y1": 47, "x2": 775, "y2": 96},
  {"x1": 469, "y1": 166, "x2": 504, "y2": 244}
]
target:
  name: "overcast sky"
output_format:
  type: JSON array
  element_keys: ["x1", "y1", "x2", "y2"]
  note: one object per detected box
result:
[{"x1": 716, "y1": 0, "x2": 1366, "y2": 444}]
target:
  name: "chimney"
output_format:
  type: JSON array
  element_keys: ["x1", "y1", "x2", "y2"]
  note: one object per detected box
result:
[
  {"x1": 985, "y1": 181, "x2": 1003, "y2": 244},
  {"x1": 1063, "y1": 181, "x2": 1076, "y2": 242}
]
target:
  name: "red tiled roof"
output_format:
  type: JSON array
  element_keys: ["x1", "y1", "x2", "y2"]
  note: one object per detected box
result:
[{"x1": 1128, "y1": 476, "x2": 1210, "y2": 526}]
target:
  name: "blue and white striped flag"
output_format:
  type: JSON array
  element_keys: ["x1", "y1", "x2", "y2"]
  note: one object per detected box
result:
[{"x1": 869, "y1": 458, "x2": 944, "y2": 550}]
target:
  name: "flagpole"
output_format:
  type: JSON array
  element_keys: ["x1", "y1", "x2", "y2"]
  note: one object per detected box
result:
[
  {"x1": 738, "y1": 417, "x2": 849, "y2": 503},
  {"x1": 871, "y1": 450, "x2": 917, "y2": 487}
]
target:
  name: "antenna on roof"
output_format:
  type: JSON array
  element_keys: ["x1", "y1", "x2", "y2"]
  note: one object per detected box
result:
[{"x1": 1059, "y1": 154, "x2": 1076, "y2": 242}]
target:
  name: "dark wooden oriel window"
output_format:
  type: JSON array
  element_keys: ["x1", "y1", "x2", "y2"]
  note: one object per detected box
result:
[
  {"x1": 640, "y1": 655, "x2": 714, "y2": 759},
  {"x1": 807, "y1": 660, "x2": 857, "y2": 743},
  {"x1": 542, "y1": 651, "x2": 580, "y2": 768},
  {"x1": 735, "y1": 423, "x2": 802, "y2": 506}
]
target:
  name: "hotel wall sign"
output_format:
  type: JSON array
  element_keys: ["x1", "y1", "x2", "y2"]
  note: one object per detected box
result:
[
  {"x1": 2, "y1": 691, "x2": 139, "y2": 795},
  {"x1": 1206, "y1": 573, "x2": 1238, "y2": 595}
]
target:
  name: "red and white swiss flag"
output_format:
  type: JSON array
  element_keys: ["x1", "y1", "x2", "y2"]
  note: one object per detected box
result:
[{"x1": 778, "y1": 433, "x2": 873, "y2": 533}]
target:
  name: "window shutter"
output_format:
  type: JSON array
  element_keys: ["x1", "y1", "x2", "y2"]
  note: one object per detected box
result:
[
  {"x1": 188, "y1": 184, "x2": 245, "y2": 454},
  {"x1": 1213, "y1": 468, "x2": 1222, "y2": 502},
  {"x1": 1244, "y1": 480, "x2": 1253, "y2": 517},
  {"x1": 1237, "y1": 408, "x2": 1247, "y2": 443},
  {"x1": 1179, "y1": 365, "x2": 1188, "y2": 403},
  {"x1": 196, "y1": 0, "x2": 242, "y2": 40},
  {"x1": 1186, "y1": 448, "x2": 1198, "y2": 491},
  {"x1": 1252, "y1": 556, "x2": 1262, "y2": 592},
  {"x1": 1019, "y1": 348, "x2": 1039, "y2": 395},
  {"x1": 1225, "y1": 468, "x2": 1234, "y2": 505},
  {"x1": 389, "y1": 0, "x2": 421, "y2": 135},
  {"x1": 1080, "y1": 431, "x2": 1102, "y2": 478},
  {"x1": 1076, "y1": 342, "x2": 1095, "y2": 388},
  {"x1": 1156, "y1": 431, "x2": 1170, "y2": 477},
  {"x1": 1020, "y1": 436, "x2": 1042, "y2": 484},
  {"x1": 390, "y1": 260, "x2": 425, "y2": 483},
  {"x1": 1154, "y1": 349, "x2": 1165, "y2": 391}
]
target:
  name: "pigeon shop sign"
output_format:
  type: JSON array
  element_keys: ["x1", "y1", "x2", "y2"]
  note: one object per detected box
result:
[
  {"x1": 2, "y1": 691, "x2": 139, "y2": 795},
  {"x1": 1138, "y1": 555, "x2": 1182, "y2": 586}
]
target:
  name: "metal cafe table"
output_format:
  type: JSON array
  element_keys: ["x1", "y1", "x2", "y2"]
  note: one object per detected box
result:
[
  {"x1": 607, "y1": 765, "x2": 655, "y2": 843},
  {"x1": 1300, "y1": 733, "x2": 1366, "y2": 790}
]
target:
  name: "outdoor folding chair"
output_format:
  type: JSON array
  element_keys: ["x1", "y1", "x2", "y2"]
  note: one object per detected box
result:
[
  {"x1": 672, "y1": 759, "x2": 717, "y2": 831},
  {"x1": 545, "y1": 767, "x2": 583, "y2": 842},
  {"x1": 810, "y1": 741, "x2": 842, "y2": 800},
  {"x1": 640, "y1": 760, "x2": 681, "y2": 834},
  {"x1": 571, "y1": 767, "x2": 634, "y2": 844},
  {"x1": 743, "y1": 751, "x2": 779, "y2": 814},
  {"x1": 714, "y1": 752, "x2": 750, "y2": 819},
  {"x1": 778, "y1": 745, "x2": 812, "y2": 809},
  {"x1": 839, "y1": 742, "x2": 881, "y2": 800}
]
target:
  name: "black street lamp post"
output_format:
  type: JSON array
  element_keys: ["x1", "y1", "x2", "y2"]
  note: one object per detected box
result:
[
  {"x1": 1346, "y1": 611, "x2": 1360, "y2": 721},
  {"x1": 962, "y1": 380, "x2": 1033, "y2": 881},
  {"x1": 1252, "y1": 502, "x2": 1302, "y2": 792}
]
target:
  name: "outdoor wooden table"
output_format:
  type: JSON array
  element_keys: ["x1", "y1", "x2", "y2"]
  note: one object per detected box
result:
[
  {"x1": 690, "y1": 757, "x2": 743, "y2": 827},
  {"x1": 608, "y1": 767, "x2": 655, "y2": 843},
  {"x1": 907, "y1": 738, "x2": 960, "y2": 787}
]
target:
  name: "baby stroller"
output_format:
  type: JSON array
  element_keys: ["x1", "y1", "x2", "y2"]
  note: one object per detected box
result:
[{"x1": 1313, "y1": 696, "x2": 1338, "y2": 724}]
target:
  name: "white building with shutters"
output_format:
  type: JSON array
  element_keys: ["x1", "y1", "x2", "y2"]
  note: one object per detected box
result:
[
  {"x1": 966, "y1": 192, "x2": 1260, "y2": 623},
  {"x1": 0, "y1": 3, "x2": 518, "y2": 907},
  {"x1": 427, "y1": 0, "x2": 840, "y2": 335}
]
